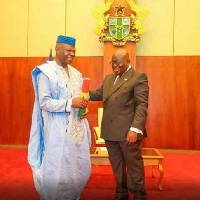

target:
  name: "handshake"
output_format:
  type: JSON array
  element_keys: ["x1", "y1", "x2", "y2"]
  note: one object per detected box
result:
[{"x1": 71, "y1": 78, "x2": 90, "y2": 118}]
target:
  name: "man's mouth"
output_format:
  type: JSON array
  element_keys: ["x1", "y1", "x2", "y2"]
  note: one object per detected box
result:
[
  {"x1": 113, "y1": 69, "x2": 120, "y2": 74},
  {"x1": 66, "y1": 57, "x2": 73, "y2": 62}
]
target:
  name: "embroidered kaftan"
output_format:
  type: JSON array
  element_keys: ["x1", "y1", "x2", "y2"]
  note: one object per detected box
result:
[{"x1": 28, "y1": 61, "x2": 91, "y2": 200}]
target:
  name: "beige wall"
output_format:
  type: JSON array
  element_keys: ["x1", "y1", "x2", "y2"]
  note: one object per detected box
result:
[
  {"x1": 0, "y1": 0, "x2": 28, "y2": 57},
  {"x1": 66, "y1": 0, "x2": 104, "y2": 56},
  {"x1": 28, "y1": 0, "x2": 66, "y2": 57},
  {"x1": 174, "y1": 0, "x2": 200, "y2": 55},
  {"x1": 0, "y1": 0, "x2": 199, "y2": 57},
  {"x1": 136, "y1": 0, "x2": 174, "y2": 56}
]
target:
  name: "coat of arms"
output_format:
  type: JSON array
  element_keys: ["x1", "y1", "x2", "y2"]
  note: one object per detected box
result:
[
  {"x1": 92, "y1": 0, "x2": 149, "y2": 46},
  {"x1": 109, "y1": 17, "x2": 130, "y2": 40}
]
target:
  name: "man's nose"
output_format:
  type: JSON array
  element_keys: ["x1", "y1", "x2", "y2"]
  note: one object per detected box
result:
[{"x1": 70, "y1": 51, "x2": 75, "y2": 55}]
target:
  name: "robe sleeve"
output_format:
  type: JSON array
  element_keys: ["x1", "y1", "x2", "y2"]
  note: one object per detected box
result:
[{"x1": 38, "y1": 73, "x2": 68, "y2": 112}]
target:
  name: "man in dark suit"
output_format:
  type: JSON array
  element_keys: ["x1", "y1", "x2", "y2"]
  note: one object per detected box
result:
[{"x1": 89, "y1": 48, "x2": 149, "y2": 200}]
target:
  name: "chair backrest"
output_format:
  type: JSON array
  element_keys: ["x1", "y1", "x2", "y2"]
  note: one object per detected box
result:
[{"x1": 98, "y1": 108, "x2": 103, "y2": 128}]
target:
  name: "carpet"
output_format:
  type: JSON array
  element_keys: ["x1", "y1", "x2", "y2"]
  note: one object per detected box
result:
[{"x1": 0, "y1": 149, "x2": 200, "y2": 200}]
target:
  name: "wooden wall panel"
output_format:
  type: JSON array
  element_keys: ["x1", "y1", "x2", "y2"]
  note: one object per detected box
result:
[
  {"x1": 72, "y1": 57, "x2": 103, "y2": 90},
  {"x1": 174, "y1": 57, "x2": 200, "y2": 150},
  {"x1": 0, "y1": 58, "x2": 47, "y2": 145},
  {"x1": 0, "y1": 57, "x2": 103, "y2": 146},
  {"x1": 136, "y1": 56, "x2": 200, "y2": 150},
  {"x1": 72, "y1": 57, "x2": 104, "y2": 145},
  {"x1": 0, "y1": 56, "x2": 200, "y2": 150},
  {"x1": 136, "y1": 57, "x2": 176, "y2": 149}
]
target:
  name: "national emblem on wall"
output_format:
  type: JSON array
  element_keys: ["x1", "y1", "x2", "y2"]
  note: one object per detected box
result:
[{"x1": 92, "y1": 0, "x2": 149, "y2": 46}]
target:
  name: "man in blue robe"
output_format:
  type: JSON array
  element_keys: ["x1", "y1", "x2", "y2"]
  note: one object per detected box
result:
[{"x1": 28, "y1": 35, "x2": 91, "y2": 200}]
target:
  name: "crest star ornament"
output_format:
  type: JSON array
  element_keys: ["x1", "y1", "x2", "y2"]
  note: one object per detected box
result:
[{"x1": 115, "y1": 4, "x2": 126, "y2": 16}]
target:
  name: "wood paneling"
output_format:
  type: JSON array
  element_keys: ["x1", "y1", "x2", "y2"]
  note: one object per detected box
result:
[
  {"x1": 136, "y1": 56, "x2": 200, "y2": 150},
  {"x1": 72, "y1": 56, "x2": 104, "y2": 146},
  {"x1": 0, "y1": 57, "x2": 103, "y2": 146},
  {"x1": 72, "y1": 57, "x2": 103, "y2": 90},
  {"x1": 174, "y1": 57, "x2": 200, "y2": 150},
  {"x1": 1, "y1": 58, "x2": 33, "y2": 145},
  {"x1": 0, "y1": 56, "x2": 200, "y2": 150}
]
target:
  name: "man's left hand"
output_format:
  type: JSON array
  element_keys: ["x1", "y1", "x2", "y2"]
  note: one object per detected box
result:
[
  {"x1": 79, "y1": 107, "x2": 89, "y2": 119},
  {"x1": 126, "y1": 130, "x2": 138, "y2": 146}
]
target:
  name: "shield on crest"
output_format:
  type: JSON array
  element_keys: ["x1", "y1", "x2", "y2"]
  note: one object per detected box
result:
[{"x1": 109, "y1": 17, "x2": 130, "y2": 40}]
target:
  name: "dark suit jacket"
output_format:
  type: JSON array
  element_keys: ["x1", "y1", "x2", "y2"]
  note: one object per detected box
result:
[{"x1": 89, "y1": 68, "x2": 149, "y2": 141}]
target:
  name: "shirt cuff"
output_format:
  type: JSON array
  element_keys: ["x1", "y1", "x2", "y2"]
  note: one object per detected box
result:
[
  {"x1": 130, "y1": 127, "x2": 143, "y2": 135},
  {"x1": 65, "y1": 98, "x2": 72, "y2": 112}
]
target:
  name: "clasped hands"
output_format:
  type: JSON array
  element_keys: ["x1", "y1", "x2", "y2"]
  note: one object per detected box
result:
[
  {"x1": 72, "y1": 97, "x2": 88, "y2": 119},
  {"x1": 72, "y1": 97, "x2": 88, "y2": 109}
]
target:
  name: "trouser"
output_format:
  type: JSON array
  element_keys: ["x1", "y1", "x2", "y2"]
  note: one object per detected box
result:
[{"x1": 105, "y1": 140, "x2": 147, "y2": 199}]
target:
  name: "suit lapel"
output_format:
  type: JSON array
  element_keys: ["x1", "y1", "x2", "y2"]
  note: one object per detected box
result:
[
  {"x1": 104, "y1": 68, "x2": 134, "y2": 101},
  {"x1": 103, "y1": 75, "x2": 115, "y2": 100}
]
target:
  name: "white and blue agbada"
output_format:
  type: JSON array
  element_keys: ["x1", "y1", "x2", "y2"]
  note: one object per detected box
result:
[{"x1": 28, "y1": 61, "x2": 91, "y2": 200}]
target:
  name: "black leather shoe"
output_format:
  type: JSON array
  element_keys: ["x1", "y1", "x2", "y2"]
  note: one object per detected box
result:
[
  {"x1": 114, "y1": 198, "x2": 129, "y2": 200},
  {"x1": 114, "y1": 193, "x2": 129, "y2": 200},
  {"x1": 133, "y1": 194, "x2": 147, "y2": 200}
]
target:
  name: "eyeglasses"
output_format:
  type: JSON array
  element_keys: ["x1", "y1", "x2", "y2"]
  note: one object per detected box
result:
[{"x1": 110, "y1": 60, "x2": 127, "y2": 66}]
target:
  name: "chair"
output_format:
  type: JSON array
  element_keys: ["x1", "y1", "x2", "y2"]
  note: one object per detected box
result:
[{"x1": 93, "y1": 108, "x2": 106, "y2": 152}]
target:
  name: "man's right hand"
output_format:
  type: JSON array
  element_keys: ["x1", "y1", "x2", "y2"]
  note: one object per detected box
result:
[{"x1": 72, "y1": 97, "x2": 87, "y2": 108}]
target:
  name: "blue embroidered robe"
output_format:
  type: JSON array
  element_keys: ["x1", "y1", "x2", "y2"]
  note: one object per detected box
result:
[{"x1": 28, "y1": 61, "x2": 91, "y2": 200}]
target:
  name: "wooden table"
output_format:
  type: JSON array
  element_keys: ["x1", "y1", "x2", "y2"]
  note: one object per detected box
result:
[
  {"x1": 142, "y1": 148, "x2": 164, "y2": 190},
  {"x1": 91, "y1": 147, "x2": 164, "y2": 191}
]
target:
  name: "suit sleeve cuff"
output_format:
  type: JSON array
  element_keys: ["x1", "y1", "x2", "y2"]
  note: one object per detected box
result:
[{"x1": 130, "y1": 127, "x2": 143, "y2": 135}]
